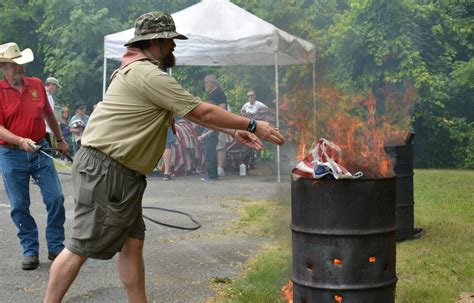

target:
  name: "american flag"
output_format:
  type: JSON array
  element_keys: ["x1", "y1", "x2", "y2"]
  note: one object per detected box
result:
[{"x1": 292, "y1": 138, "x2": 363, "y2": 180}]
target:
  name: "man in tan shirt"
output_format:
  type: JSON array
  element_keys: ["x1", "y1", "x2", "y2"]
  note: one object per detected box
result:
[{"x1": 44, "y1": 12, "x2": 284, "y2": 303}]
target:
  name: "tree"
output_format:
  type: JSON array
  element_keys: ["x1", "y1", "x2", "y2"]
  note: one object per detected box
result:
[
  {"x1": 36, "y1": 0, "x2": 196, "y2": 109},
  {"x1": 294, "y1": 0, "x2": 473, "y2": 168},
  {"x1": 1, "y1": 0, "x2": 471, "y2": 168},
  {"x1": 0, "y1": 0, "x2": 45, "y2": 77}
]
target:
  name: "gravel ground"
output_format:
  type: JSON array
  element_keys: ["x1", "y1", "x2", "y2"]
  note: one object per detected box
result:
[{"x1": 0, "y1": 165, "x2": 291, "y2": 303}]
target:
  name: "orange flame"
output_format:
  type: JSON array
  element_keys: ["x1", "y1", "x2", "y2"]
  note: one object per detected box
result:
[
  {"x1": 281, "y1": 280, "x2": 293, "y2": 303},
  {"x1": 280, "y1": 83, "x2": 417, "y2": 178}
]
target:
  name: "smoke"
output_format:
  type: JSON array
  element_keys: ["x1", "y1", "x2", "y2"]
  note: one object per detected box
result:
[{"x1": 280, "y1": 81, "x2": 418, "y2": 178}]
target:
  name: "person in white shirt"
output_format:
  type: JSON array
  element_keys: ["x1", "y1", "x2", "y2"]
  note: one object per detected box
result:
[
  {"x1": 240, "y1": 89, "x2": 268, "y2": 170},
  {"x1": 44, "y1": 77, "x2": 61, "y2": 146},
  {"x1": 240, "y1": 89, "x2": 268, "y2": 116}
]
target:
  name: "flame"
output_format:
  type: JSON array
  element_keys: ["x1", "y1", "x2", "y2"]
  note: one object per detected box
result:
[
  {"x1": 281, "y1": 280, "x2": 293, "y2": 303},
  {"x1": 279, "y1": 92, "x2": 317, "y2": 162},
  {"x1": 280, "y1": 83, "x2": 417, "y2": 178},
  {"x1": 324, "y1": 90, "x2": 394, "y2": 177},
  {"x1": 296, "y1": 140, "x2": 307, "y2": 162}
]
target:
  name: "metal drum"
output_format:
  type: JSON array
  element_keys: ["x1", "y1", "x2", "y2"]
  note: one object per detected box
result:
[
  {"x1": 385, "y1": 144, "x2": 415, "y2": 241},
  {"x1": 291, "y1": 177, "x2": 397, "y2": 303}
]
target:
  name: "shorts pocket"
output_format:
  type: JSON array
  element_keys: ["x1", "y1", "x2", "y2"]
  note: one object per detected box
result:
[
  {"x1": 71, "y1": 167, "x2": 107, "y2": 240},
  {"x1": 104, "y1": 170, "x2": 144, "y2": 228},
  {"x1": 75, "y1": 171, "x2": 105, "y2": 206},
  {"x1": 105, "y1": 198, "x2": 137, "y2": 227}
]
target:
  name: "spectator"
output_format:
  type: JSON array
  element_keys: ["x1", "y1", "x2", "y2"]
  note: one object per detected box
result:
[
  {"x1": 199, "y1": 74, "x2": 227, "y2": 181},
  {"x1": 241, "y1": 89, "x2": 269, "y2": 170},
  {"x1": 58, "y1": 106, "x2": 72, "y2": 158},
  {"x1": 44, "y1": 76, "x2": 61, "y2": 146},
  {"x1": 217, "y1": 103, "x2": 232, "y2": 177},
  {"x1": 0, "y1": 42, "x2": 68, "y2": 270},
  {"x1": 240, "y1": 89, "x2": 268, "y2": 116},
  {"x1": 69, "y1": 101, "x2": 89, "y2": 153}
]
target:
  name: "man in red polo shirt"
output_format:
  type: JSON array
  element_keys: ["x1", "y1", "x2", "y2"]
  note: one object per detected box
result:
[{"x1": 0, "y1": 42, "x2": 69, "y2": 270}]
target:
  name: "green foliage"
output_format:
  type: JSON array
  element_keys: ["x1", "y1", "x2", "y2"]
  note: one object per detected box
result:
[
  {"x1": 311, "y1": 0, "x2": 473, "y2": 168},
  {"x1": 0, "y1": 0, "x2": 44, "y2": 76},
  {"x1": 39, "y1": 1, "x2": 110, "y2": 106},
  {"x1": 0, "y1": 0, "x2": 471, "y2": 167},
  {"x1": 0, "y1": 0, "x2": 195, "y2": 110}
]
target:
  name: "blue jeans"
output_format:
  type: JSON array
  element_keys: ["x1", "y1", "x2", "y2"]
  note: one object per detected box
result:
[
  {"x1": 0, "y1": 140, "x2": 65, "y2": 256},
  {"x1": 73, "y1": 140, "x2": 81, "y2": 154},
  {"x1": 204, "y1": 134, "x2": 218, "y2": 179}
]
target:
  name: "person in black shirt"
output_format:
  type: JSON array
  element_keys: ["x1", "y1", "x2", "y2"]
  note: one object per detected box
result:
[{"x1": 199, "y1": 74, "x2": 227, "y2": 181}]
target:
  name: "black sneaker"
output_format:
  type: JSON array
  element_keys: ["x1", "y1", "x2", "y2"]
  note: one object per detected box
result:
[
  {"x1": 162, "y1": 174, "x2": 172, "y2": 181},
  {"x1": 21, "y1": 255, "x2": 39, "y2": 270}
]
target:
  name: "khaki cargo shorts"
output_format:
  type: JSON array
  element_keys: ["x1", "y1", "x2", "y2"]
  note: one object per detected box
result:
[
  {"x1": 216, "y1": 132, "x2": 227, "y2": 150},
  {"x1": 67, "y1": 147, "x2": 147, "y2": 260}
]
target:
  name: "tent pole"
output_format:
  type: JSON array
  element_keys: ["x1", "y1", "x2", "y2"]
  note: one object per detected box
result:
[
  {"x1": 102, "y1": 57, "x2": 107, "y2": 98},
  {"x1": 275, "y1": 52, "x2": 280, "y2": 183},
  {"x1": 312, "y1": 62, "x2": 316, "y2": 138}
]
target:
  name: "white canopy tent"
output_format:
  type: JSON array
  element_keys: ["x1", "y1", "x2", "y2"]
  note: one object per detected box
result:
[{"x1": 103, "y1": 0, "x2": 316, "y2": 181}]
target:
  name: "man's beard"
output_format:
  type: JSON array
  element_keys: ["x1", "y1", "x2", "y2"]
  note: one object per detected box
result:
[{"x1": 160, "y1": 53, "x2": 176, "y2": 70}]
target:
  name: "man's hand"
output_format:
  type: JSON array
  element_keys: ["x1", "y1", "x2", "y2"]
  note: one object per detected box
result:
[
  {"x1": 19, "y1": 138, "x2": 38, "y2": 153},
  {"x1": 234, "y1": 131, "x2": 263, "y2": 150},
  {"x1": 56, "y1": 141, "x2": 69, "y2": 154},
  {"x1": 254, "y1": 121, "x2": 284, "y2": 145}
]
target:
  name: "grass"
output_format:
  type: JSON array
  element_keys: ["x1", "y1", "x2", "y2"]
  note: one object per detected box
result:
[
  {"x1": 236, "y1": 203, "x2": 272, "y2": 236},
  {"x1": 209, "y1": 197, "x2": 291, "y2": 303},
  {"x1": 396, "y1": 170, "x2": 474, "y2": 302},
  {"x1": 209, "y1": 170, "x2": 474, "y2": 303}
]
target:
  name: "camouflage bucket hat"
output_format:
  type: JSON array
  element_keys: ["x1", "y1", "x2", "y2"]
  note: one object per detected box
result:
[{"x1": 125, "y1": 12, "x2": 187, "y2": 46}]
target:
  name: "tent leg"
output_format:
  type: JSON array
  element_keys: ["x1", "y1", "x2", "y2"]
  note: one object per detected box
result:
[
  {"x1": 102, "y1": 57, "x2": 107, "y2": 98},
  {"x1": 312, "y1": 62, "x2": 316, "y2": 138},
  {"x1": 275, "y1": 52, "x2": 280, "y2": 183}
]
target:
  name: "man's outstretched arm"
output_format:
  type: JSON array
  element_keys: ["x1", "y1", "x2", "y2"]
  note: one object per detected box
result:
[{"x1": 184, "y1": 102, "x2": 284, "y2": 146}]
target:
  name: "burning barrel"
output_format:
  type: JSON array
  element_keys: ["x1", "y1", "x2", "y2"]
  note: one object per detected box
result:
[
  {"x1": 384, "y1": 143, "x2": 415, "y2": 241},
  {"x1": 291, "y1": 177, "x2": 397, "y2": 303}
]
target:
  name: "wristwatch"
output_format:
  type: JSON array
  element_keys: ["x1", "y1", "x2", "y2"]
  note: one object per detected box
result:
[{"x1": 247, "y1": 119, "x2": 257, "y2": 133}]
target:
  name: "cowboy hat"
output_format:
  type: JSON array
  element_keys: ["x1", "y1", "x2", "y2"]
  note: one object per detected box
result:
[{"x1": 0, "y1": 42, "x2": 34, "y2": 65}]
